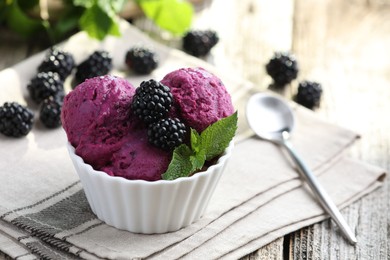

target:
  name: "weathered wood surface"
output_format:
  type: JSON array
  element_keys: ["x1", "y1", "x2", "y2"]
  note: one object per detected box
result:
[
  {"x1": 289, "y1": 0, "x2": 390, "y2": 259},
  {"x1": 1, "y1": 0, "x2": 389, "y2": 259}
]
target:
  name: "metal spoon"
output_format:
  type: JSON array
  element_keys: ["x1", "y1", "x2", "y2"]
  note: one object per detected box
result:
[{"x1": 246, "y1": 92, "x2": 357, "y2": 245}]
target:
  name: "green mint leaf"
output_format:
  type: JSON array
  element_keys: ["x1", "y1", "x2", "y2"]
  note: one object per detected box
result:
[
  {"x1": 162, "y1": 128, "x2": 205, "y2": 181},
  {"x1": 162, "y1": 112, "x2": 238, "y2": 181},
  {"x1": 190, "y1": 128, "x2": 206, "y2": 170},
  {"x1": 162, "y1": 144, "x2": 194, "y2": 180},
  {"x1": 190, "y1": 148, "x2": 206, "y2": 171},
  {"x1": 138, "y1": 0, "x2": 193, "y2": 35},
  {"x1": 79, "y1": 2, "x2": 120, "y2": 40},
  {"x1": 201, "y1": 112, "x2": 238, "y2": 161},
  {"x1": 190, "y1": 128, "x2": 201, "y2": 153}
]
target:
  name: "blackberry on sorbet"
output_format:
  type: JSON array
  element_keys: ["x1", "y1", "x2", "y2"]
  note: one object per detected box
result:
[
  {"x1": 125, "y1": 47, "x2": 158, "y2": 75},
  {"x1": 39, "y1": 96, "x2": 63, "y2": 128},
  {"x1": 148, "y1": 118, "x2": 187, "y2": 151},
  {"x1": 266, "y1": 52, "x2": 299, "y2": 87},
  {"x1": 38, "y1": 48, "x2": 75, "y2": 80},
  {"x1": 75, "y1": 50, "x2": 112, "y2": 84},
  {"x1": 183, "y1": 30, "x2": 219, "y2": 57},
  {"x1": 131, "y1": 79, "x2": 173, "y2": 124},
  {"x1": 27, "y1": 71, "x2": 64, "y2": 104},
  {"x1": 0, "y1": 102, "x2": 34, "y2": 137},
  {"x1": 295, "y1": 80, "x2": 323, "y2": 109}
]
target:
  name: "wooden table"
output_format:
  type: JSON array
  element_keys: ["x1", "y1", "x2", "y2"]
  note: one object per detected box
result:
[{"x1": 1, "y1": 0, "x2": 389, "y2": 259}]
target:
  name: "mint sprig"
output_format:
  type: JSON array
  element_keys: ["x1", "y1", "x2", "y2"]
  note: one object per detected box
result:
[
  {"x1": 162, "y1": 112, "x2": 238, "y2": 180},
  {"x1": 200, "y1": 111, "x2": 238, "y2": 161}
]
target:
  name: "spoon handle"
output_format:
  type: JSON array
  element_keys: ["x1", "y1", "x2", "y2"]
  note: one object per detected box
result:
[{"x1": 282, "y1": 139, "x2": 357, "y2": 245}]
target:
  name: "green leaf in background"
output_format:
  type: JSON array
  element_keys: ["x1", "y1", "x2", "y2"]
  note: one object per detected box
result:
[
  {"x1": 109, "y1": 0, "x2": 127, "y2": 13},
  {"x1": 17, "y1": 0, "x2": 39, "y2": 11},
  {"x1": 2, "y1": 0, "x2": 192, "y2": 42},
  {"x1": 4, "y1": 0, "x2": 44, "y2": 37},
  {"x1": 72, "y1": 0, "x2": 94, "y2": 8},
  {"x1": 51, "y1": 5, "x2": 84, "y2": 41},
  {"x1": 97, "y1": 0, "x2": 118, "y2": 15},
  {"x1": 138, "y1": 0, "x2": 193, "y2": 35},
  {"x1": 0, "y1": 1, "x2": 9, "y2": 23},
  {"x1": 79, "y1": 1, "x2": 120, "y2": 40}
]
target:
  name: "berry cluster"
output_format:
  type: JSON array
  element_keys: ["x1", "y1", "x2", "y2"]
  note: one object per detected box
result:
[
  {"x1": 125, "y1": 47, "x2": 158, "y2": 75},
  {"x1": 0, "y1": 102, "x2": 34, "y2": 137},
  {"x1": 266, "y1": 52, "x2": 299, "y2": 87},
  {"x1": 38, "y1": 47, "x2": 75, "y2": 80},
  {"x1": 75, "y1": 51, "x2": 113, "y2": 84},
  {"x1": 132, "y1": 80, "x2": 173, "y2": 124},
  {"x1": 1, "y1": 47, "x2": 116, "y2": 137},
  {"x1": 182, "y1": 30, "x2": 219, "y2": 57},
  {"x1": 27, "y1": 71, "x2": 64, "y2": 104},
  {"x1": 148, "y1": 118, "x2": 187, "y2": 151},
  {"x1": 295, "y1": 81, "x2": 323, "y2": 109},
  {"x1": 131, "y1": 79, "x2": 187, "y2": 150},
  {"x1": 265, "y1": 52, "x2": 323, "y2": 109},
  {"x1": 25, "y1": 48, "x2": 73, "y2": 130},
  {"x1": 39, "y1": 96, "x2": 64, "y2": 128}
]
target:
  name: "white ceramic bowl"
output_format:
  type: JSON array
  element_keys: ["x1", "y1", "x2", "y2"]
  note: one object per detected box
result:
[{"x1": 67, "y1": 141, "x2": 233, "y2": 234}]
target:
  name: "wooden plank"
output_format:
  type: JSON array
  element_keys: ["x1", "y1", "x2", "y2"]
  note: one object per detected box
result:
[
  {"x1": 291, "y1": 0, "x2": 390, "y2": 259},
  {"x1": 241, "y1": 238, "x2": 284, "y2": 260}
]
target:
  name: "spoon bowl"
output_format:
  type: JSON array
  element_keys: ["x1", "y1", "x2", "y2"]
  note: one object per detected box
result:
[
  {"x1": 246, "y1": 93, "x2": 294, "y2": 142},
  {"x1": 246, "y1": 92, "x2": 357, "y2": 245}
]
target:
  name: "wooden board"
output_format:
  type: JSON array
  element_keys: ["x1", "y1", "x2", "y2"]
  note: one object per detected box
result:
[{"x1": 290, "y1": 0, "x2": 390, "y2": 259}]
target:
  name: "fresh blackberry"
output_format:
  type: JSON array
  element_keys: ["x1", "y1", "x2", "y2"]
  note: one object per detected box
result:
[
  {"x1": 38, "y1": 48, "x2": 75, "y2": 80},
  {"x1": 182, "y1": 30, "x2": 219, "y2": 57},
  {"x1": 39, "y1": 96, "x2": 63, "y2": 128},
  {"x1": 75, "y1": 51, "x2": 112, "y2": 84},
  {"x1": 27, "y1": 71, "x2": 64, "y2": 104},
  {"x1": 125, "y1": 47, "x2": 158, "y2": 74},
  {"x1": 52, "y1": 90, "x2": 65, "y2": 103},
  {"x1": 266, "y1": 52, "x2": 299, "y2": 87},
  {"x1": 148, "y1": 118, "x2": 187, "y2": 150},
  {"x1": 0, "y1": 102, "x2": 34, "y2": 137},
  {"x1": 131, "y1": 79, "x2": 173, "y2": 124},
  {"x1": 295, "y1": 81, "x2": 323, "y2": 109}
]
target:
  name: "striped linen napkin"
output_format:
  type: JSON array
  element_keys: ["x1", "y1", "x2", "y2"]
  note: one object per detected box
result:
[{"x1": 0, "y1": 21, "x2": 386, "y2": 259}]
